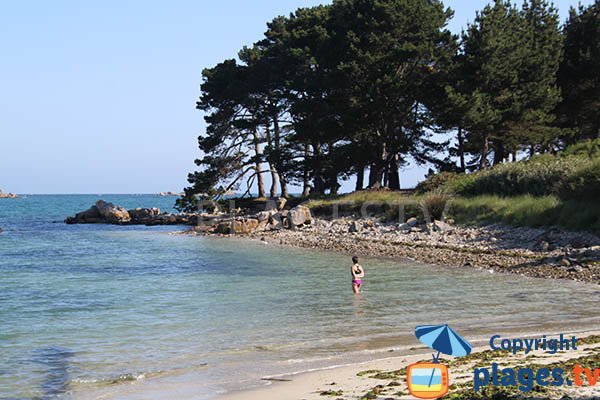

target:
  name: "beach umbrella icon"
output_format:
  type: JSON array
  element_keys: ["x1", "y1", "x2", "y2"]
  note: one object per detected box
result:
[{"x1": 415, "y1": 324, "x2": 472, "y2": 387}]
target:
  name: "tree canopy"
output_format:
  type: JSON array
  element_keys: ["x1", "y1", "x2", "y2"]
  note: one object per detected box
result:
[{"x1": 177, "y1": 0, "x2": 600, "y2": 211}]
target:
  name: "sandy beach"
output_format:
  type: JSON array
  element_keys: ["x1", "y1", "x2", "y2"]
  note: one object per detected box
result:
[{"x1": 218, "y1": 331, "x2": 600, "y2": 400}]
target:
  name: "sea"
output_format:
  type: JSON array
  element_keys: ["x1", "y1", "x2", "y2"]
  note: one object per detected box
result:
[{"x1": 1, "y1": 194, "x2": 599, "y2": 399}]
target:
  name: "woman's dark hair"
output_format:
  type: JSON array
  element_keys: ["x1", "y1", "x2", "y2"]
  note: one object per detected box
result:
[{"x1": 352, "y1": 256, "x2": 359, "y2": 263}]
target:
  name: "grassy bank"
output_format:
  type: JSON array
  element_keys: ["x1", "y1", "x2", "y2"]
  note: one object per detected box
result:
[
  {"x1": 303, "y1": 191, "x2": 600, "y2": 234},
  {"x1": 450, "y1": 195, "x2": 600, "y2": 233}
]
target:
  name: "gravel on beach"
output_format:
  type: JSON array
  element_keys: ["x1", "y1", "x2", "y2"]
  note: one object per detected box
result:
[{"x1": 240, "y1": 218, "x2": 600, "y2": 284}]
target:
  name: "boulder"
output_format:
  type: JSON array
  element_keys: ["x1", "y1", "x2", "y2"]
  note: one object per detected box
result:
[
  {"x1": 406, "y1": 217, "x2": 418, "y2": 227},
  {"x1": 268, "y1": 213, "x2": 284, "y2": 230},
  {"x1": 349, "y1": 221, "x2": 362, "y2": 233},
  {"x1": 432, "y1": 220, "x2": 454, "y2": 233},
  {"x1": 146, "y1": 213, "x2": 195, "y2": 225},
  {"x1": 65, "y1": 205, "x2": 102, "y2": 224},
  {"x1": 277, "y1": 197, "x2": 287, "y2": 210},
  {"x1": 397, "y1": 223, "x2": 411, "y2": 232},
  {"x1": 264, "y1": 197, "x2": 287, "y2": 212},
  {"x1": 128, "y1": 207, "x2": 161, "y2": 223},
  {"x1": 287, "y1": 205, "x2": 312, "y2": 227},
  {"x1": 255, "y1": 209, "x2": 278, "y2": 223},
  {"x1": 215, "y1": 218, "x2": 260, "y2": 234},
  {"x1": 95, "y1": 200, "x2": 130, "y2": 223}
]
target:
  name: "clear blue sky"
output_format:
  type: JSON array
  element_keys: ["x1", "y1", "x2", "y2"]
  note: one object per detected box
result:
[{"x1": 0, "y1": 0, "x2": 591, "y2": 194}]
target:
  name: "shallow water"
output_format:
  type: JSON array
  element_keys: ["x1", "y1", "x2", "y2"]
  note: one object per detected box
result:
[{"x1": 1, "y1": 195, "x2": 599, "y2": 399}]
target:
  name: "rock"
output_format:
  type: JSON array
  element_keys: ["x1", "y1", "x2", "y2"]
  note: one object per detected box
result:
[
  {"x1": 215, "y1": 218, "x2": 259, "y2": 234},
  {"x1": 363, "y1": 220, "x2": 374, "y2": 229},
  {"x1": 66, "y1": 202, "x2": 196, "y2": 225},
  {"x1": 256, "y1": 209, "x2": 277, "y2": 223},
  {"x1": 128, "y1": 207, "x2": 161, "y2": 223},
  {"x1": 277, "y1": 197, "x2": 287, "y2": 210},
  {"x1": 95, "y1": 200, "x2": 130, "y2": 223},
  {"x1": 559, "y1": 258, "x2": 571, "y2": 267},
  {"x1": 287, "y1": 205, "x2": 312, "y2": 228},
  {"x1": 433, "y1": 220, "x2": 454, "y2": 233},
  {"x1": 349, "y1": 221, "x2": 362, "y2": 233},
  {"x1": 268, "y1": 213, "x2": 284, "y2": 230},
  {"x1": 65, "y1": 205, "x2": 102, "y2": 224},
  {"x1": 397, "y1": 223, "x2": 411, "y2": 232},
  {"x1": 536, "y1": 241, "x2": 550, "y2": 252},
  {"x1": 0, "y1": 191, "x2": 18, "y2": 198},
  {"x1": 406, "y1": 217, "x2": 418, "y2": 227}
]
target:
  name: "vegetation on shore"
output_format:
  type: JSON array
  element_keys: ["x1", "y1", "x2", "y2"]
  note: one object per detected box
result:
[
  {"x1": 304, "y1": 191, "x2": 600, "y2": 233},
  {"x1": 346, "y1": 335, "x2": 600, "y2": 400},
  {"x1": 296, "y1": 139, "x2": 599, "y2": 233},
  {"x1": 177, "y1": 0, "x2": 600, "y2": 211}
]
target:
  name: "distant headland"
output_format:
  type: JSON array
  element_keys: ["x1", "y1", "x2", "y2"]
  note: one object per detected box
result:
[{"x1": 0, "y1": 190, "x2": 18, "y2": 198}]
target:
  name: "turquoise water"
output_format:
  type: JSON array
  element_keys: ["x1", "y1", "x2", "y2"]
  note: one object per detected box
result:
[{"x1": 1, "y1": 195, "x2": 599, "y2": 399}]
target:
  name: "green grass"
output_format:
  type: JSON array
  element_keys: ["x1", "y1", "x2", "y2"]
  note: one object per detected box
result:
[
  {"x1": 416, "y1": 139, "x2": 600, "y2": 201},
  {"x1": 304, "y1": 190, "x2": 600, "y2": 233},
  {"x1": 450, "y1": 195, "x2": 600, "y2": 233}
]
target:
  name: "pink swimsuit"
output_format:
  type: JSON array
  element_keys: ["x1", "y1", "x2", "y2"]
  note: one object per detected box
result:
[{"x1": 352, "y1": 266, "x2": 362, "y2": 285}]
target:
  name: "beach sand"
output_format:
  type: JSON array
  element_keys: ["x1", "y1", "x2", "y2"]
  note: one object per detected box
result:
[{"x1": 218, "y1": 331, "x2": 600, "y2": 400}]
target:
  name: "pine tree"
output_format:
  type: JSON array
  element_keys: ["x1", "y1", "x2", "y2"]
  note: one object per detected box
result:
[{"x1": 556, "y1": 1, "x2": 600, "y2": 142}]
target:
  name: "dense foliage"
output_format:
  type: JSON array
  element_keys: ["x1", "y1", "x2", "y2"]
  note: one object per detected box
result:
[
  {"x1": 177, "y1": 0, "x2": 599, "y2": 211},
  {"x1": 426, "y1": 139, "x2": 600, "y2": 200}
]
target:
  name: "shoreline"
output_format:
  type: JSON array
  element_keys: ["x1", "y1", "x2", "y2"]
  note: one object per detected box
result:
[
  {"x1": 233, "y1": 217, "x2": 600, "y2": 284},
  {"x1": 216, "y1": 330, "x2": 600, "y2": 400}
]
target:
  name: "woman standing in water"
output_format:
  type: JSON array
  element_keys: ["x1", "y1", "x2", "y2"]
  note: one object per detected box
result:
[{"x1": 351, "y1": 255, "x2": 365, "y2": 294}]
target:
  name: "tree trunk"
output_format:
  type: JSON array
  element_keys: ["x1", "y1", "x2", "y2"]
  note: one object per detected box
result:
[
  {"x1": 479, "y1": 136, "x2": 489, "y2": 170},
  {"x1": 272, "y1": 112, "x2": 288, "y2": 198},
  {"x1": 355, "y1": 166, "x2": 364, "y2": 191},
  {"x1": 383, "y1": 160, "x2": 390, "y2": 188},
  {"x1": 265, "y1": 124, "x2": 278, "y2": 197},
  {"x1": 252, "y1": 128, "x2": 266, "y2": 198},
  {"x1": 312, "y1": 143, "x2": 324, "y2": 195},
  {"x1": 330, "y1": 173, "x2": 339, "y2": 195},
  {"x1": 368, "y1": 163, "x2": 383, "y2": 189},
  {"x1": 302, "y1": 143, "x2": 311, "y2": 197},
  {"x1": 457, "y1": 127, "x2": 465, "y2": 172},
  {"x1": 368, "y1": 142, "x2": 386, "y2": 189},
  {"x1": 388, "y1": 154, "x2": 400, "y2": 190},
  {"x1": 493, "y1": 141, "x2": 505, "y2": 165}
]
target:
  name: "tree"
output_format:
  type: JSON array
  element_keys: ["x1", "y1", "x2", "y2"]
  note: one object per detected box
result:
[
  {"x1": 556, "y1": 1, "x2": 600, "y2": 142},
  {"x1": 455, "y1": 0, "x2": 562, "y2": 168},
  {"x1": 327, "y1": 0, "x2": 455, "y2": 188}
]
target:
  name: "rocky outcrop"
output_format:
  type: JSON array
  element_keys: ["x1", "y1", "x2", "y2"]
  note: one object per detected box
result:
[
  {"x1": 95, "y1": 200, "x2": 131, "y2": 223},
  {"x1": 65, "y1": 204, "x2": 103, "y2": 224},
  {"x1": 215, "y1": 218, "x2": 260, "y2": 234},
  {"x1": 287, "y1": 205, "x2": 312, "y2": 228},
  {"x1": 0, "y1": 190, "x2": 18, "y2": 198},
  {"x1": 65, "y1": 201, "x2": 195, "y2": 225},
  {"x1": 128, "y1": 207, "x2": 160, "y2": 223},
  {"x1": 66, "y1": 199, "x2": 313, "y2": 233}
]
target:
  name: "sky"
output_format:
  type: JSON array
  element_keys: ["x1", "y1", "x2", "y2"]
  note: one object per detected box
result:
[{"x1": 0, "y1": 0, "x2": 592, "y2": 194}]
